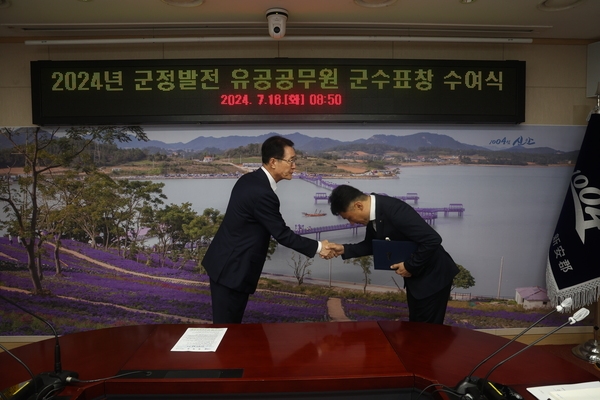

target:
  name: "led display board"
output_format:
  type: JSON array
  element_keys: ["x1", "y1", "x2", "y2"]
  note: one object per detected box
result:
[{"x1": 31, "y1": 58, "x2": 525, "y2": 125}]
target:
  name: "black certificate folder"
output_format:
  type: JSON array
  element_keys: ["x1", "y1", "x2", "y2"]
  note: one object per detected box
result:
[{"x1": 372, "y1": 239, "x2": 418, "y2": 270}]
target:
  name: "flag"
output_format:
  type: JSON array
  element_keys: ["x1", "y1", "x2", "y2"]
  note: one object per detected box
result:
[{"x1": 547, "y1": 113, "x2": 600, "y2": 308}]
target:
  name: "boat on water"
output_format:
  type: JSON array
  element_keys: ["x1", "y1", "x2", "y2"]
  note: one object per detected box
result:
[{"x1": 302, "y1": 209, "x2": 327, "y2": 217}]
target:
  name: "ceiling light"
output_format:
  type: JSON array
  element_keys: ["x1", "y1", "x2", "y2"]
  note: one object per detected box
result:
[
  {"x1": 25, "y1": 36, "x2": 533, "y2": 46},
  {"x1": 536, "y1": 0, "x2": 585, "y2": 11},
  {"x1": 354, "y1": 0, "x2": 398, "y2": 8},
  {"x1": 161, "y1": 0, "x2": 204, "y2": 7},
  {"x1": 460, "y1": 0, "x2": 477, "y2": 3}
]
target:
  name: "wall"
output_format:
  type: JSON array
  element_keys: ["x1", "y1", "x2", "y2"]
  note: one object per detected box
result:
[
  {"x1": 0, "y1": 40, "x2": 597, "y2": 349},
  {"x1": 0, "y1": 40, "x2": 596, "y2": 126}
]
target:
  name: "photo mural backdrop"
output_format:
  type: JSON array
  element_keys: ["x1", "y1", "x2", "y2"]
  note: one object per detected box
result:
[
  {"x1": 0, "y1": 122, "x2": 588, "y2": 333},
  {"x1": 134, "y1": 123, "x2": 585, "y2": 298}
]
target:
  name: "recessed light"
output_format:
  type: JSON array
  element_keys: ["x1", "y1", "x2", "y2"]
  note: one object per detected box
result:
[
  {"x1": 354, "y1": 0, "x2": 398, "y2": 8},
  {"x1": 460, "y1": 0, "x2": 476, "y2": 3},
  {"x1": 161, "y1": 0, "x2": 204, "y2": 7}
]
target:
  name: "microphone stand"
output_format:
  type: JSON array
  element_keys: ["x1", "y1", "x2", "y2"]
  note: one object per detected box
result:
[
  {"x1": 477, "y1": 309, "x2": 589, "y2": 400},
  {"x1": 0, "y1": 343, "x2": 40, "y2": 400},
  {"x1": 0, "y1": 294, "x2": 78, "y2": 399},
  {"x1": 452, "y1": 307, "x2": 589, "y2": 400},
  {"x1": 487, "y1": 321, "x2": 581, "y2": 378},
  {"x1": 453, "y1": 298, "x2": 573, "y2": 396}
]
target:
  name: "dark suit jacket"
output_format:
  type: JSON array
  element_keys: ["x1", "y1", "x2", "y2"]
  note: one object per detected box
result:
[
  {"x1": 202, "y1": 168, "x2": 318, "y2": 294},
  {"x1": 342, "y1": 194, "x2": 459, "y2": 299}
]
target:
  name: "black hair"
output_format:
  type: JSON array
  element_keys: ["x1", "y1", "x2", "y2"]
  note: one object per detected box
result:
[
  {"x1": 261, "y1": 135, "x2": 294, "y2": 164},
  {"x1": 329, "y1": 184, "x2": 368, "y2": 215}
]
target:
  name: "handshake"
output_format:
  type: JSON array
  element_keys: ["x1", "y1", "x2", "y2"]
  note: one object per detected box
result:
[{"x1": 318, "y1": 240, "x2": 344, "y2": 260}]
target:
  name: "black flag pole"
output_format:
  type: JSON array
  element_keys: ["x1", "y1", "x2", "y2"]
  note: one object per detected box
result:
[
  {"x1": 572, "y1": 307, "x2": 600, "y2": 365},
  {"x1": 547, "y1": 92, "x2": 600, "y2": 363},
  {"x1": 547, "y1": 112, "x2": 600, "y2": 307}
]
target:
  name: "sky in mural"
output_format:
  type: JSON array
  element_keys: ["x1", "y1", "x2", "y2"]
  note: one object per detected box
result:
[{"x1": 141, "y1": 123, "x2": 586, "y2": 153}]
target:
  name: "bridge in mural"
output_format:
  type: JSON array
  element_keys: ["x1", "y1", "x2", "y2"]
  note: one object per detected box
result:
[
  {"x1": 293, "y1": 173, "x2": 465, "y2": 238},
  {"x1": 293, "y1": 223, "x2": 363, "y2": 240}
]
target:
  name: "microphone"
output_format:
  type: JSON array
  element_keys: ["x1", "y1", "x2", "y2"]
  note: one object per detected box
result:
[
  {"x1": 0, "y1": 343, "x2": 40, "y2": 400},
  {"x1": 483, "y1": 307, "x2": 589, "y2": 380},
  {"x1": 455, "y1": 307, "x2": 589, "y2": 400},
  {"x1": 454, "y1": 297, "x2": 573, "y2": 396},
  {"x1": 0, "y1": 294, "x2": 78, "y2": 400}
]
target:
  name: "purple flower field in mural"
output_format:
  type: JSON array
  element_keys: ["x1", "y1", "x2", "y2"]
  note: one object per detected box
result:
[
  {"x1": 342, "y1": 297, "x2": 569, "y2": 329},
  {"x1": 59, "y1": 239, "x2": 206, "y2": 281},
  {"x1": 343, "y1": 299, "x2": 409, "y2": 322},
  {"x1": 0, "y1": 237, "x2": 329, "y2": 334},
  {"x1": 0, "y1": 236, "x2": 575, "y2": 335},
  {"x1": 1, "y1": 290, "x2": 183, "y2": 335}
]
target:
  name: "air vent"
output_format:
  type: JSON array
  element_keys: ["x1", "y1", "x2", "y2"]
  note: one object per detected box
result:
[
  {"x1": 161, "y1": 0, "x2": 204, "y2": 7},
  {"x1": 354, "y1": 0, "x2": 397, "y2": 8}
]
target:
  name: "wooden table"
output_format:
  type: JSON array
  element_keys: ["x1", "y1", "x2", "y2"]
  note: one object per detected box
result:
[{"x1": 1, "y1": 321, "x2": 597, "y2": 399}]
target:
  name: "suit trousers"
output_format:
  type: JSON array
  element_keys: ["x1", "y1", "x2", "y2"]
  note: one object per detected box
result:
[
  {"x1": 406, "y1": 283, "x2": 452, "y2": 324},
  {"x1": 210, "y1": 278, "x2": 250, "y2": 324}
]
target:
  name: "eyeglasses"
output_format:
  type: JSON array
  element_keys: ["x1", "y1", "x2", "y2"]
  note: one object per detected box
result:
[{"x1": 276, "y1": 157, "x2": 297, "y2": 165}]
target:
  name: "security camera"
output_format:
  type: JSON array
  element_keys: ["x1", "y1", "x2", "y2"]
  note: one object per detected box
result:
[{"x1": 266, "y1": 8, "x2": 288, "y2": 39}]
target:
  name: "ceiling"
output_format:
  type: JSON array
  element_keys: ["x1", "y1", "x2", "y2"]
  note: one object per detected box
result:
[{"x1": 0, "y1": 0, "x2": 599, "y2": 44}]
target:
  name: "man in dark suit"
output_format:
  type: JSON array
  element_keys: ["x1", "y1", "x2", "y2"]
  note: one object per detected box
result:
[
  {"x1": 327, "y1": 184, "x2": 459, "y2": 324},
  {"x1": 202, "y1": 136, "x2": 332, "y2": 324}
]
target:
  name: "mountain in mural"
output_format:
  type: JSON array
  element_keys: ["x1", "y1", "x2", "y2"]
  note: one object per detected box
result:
[
  {"x1": 0, "y1": 128, "x2": 573, "y2": 156},
  {"x1": 119, "y1": 131, "x2": 487, "y2": 153},
  {"x1": 499, "y1": 145, "x2": 571, "y2": 155},
  {"x1": 354, "y1": 132, "x2": 484, "y2": 151}
]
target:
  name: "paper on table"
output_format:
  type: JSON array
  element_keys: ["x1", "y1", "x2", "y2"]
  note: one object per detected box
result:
[
  {"x1": 549, "y1": 387, "x2": 600, "y2": 400},
  {"x1": 527, "y1": 381, "x2": 600, "y2": 400},
  {"x1": 171, "y1": 327, "x2": 227, "y2": 352}
]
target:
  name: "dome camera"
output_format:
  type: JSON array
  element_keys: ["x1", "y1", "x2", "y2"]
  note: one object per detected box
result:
[{"x1": 266, "y1": 8, "x2": 288, "y2": 39}]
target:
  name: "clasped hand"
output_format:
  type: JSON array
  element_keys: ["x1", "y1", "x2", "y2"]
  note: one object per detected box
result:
[
  {"x1": 390, "y1": 262, "x2": 412, "y2": 277},
  {"x1": 319, "y1": 240, "x2": 344, "y2": 260}
]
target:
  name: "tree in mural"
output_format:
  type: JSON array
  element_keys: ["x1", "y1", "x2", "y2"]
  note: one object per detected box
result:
[
  {"x1": 451, "y1": 264, "x2": 476, "y2": 292},
  {"x1": 37, "y1": 169, "x2": 85, "y2": 276},
  {"x1": 288, "y1": 251, "x2": 313, "y2": 285},
  {"x1": 344, "y1": 256, "x2": 373, "y2": 294},
  {"x1": 65, "y1": 174, "x2": 167, "y2": 254},
  {"x1": 116, "y1": 179, "x2": 167, "y2": 255},
  {"x1": 0, "y1": 126, "x2": 147, "y2": 294},
  {"x1": 182, "y1": 207, "x2": 223, "y2": 269},
  {"x1": 71, "y1": 172, "x2": 122, "y2": 249},
  {"x1": 142, "y1": 202, "x2": 199, "y2": 267}
]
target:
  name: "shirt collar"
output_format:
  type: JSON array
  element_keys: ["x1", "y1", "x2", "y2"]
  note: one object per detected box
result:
[
  {"x1": 261, "y1": 166, "x2": 277, "y2": 191},
  {"x1": 369, "y1": 194, "x2": 376, "y2": 221}
]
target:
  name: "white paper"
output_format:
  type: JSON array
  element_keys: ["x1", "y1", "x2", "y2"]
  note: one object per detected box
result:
[
  {"x1": 527, "y1": 381, "x2": 600, "y2": 400},
  {"x1": 170, "y1": 327, "x2": 227, "y2": 352},
  {"x1": 550, "y1": 387, "x2": 600, "y2": 400}
]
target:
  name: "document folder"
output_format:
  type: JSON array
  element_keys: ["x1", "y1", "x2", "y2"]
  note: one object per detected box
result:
[{"x1": 372, "y1": 239, "x2": 418, "y2": 270}]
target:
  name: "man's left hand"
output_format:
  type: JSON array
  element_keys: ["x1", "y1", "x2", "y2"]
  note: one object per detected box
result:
[{"x1": 391, "y1": 262, "x2": 411, "y2": 278}]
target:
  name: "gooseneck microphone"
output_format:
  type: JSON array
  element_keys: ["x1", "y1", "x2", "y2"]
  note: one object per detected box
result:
[
  {"x1": 483, "y1": 307, "x2": 590, "y2": 381},
  {"x1": 0, "y1": 293, "x2": 79, "y2": 400},
  {"x1": 454, "y1": 297, "x2": 573, "y2": 396},
  {"x1": 456, "y1": 297, "x2": 573, "y2": 394},
  {"x1": 453, "y1": 305, "x2": 589, "y2": 400},
  {"x1": 0, "y1": 343, "x2": 38, "y2": 400}
]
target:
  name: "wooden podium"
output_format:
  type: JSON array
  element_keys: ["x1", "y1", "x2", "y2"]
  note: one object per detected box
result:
[{"x1": 1, "y1": 321, "x2": 597, "y2": 399}]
